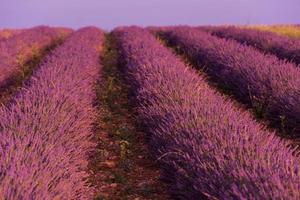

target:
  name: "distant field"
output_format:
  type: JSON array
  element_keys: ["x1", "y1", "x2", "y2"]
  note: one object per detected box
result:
[
  {"x1": 0, "y1": 25, "x2": 300, "y2": 200},
  {"x1": 251, "y1": 25, "x2": 300, "y2": 38},
  {"x1": 0, "y1": 29, "x2": 23, "y2": 40}
]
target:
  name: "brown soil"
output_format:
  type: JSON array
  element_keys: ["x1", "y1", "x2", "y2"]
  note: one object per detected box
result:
[{"x1": 88, "y1": 34, "x2": 171, "y2": 200}]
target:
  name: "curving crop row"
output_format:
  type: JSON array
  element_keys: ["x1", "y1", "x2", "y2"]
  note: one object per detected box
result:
[
  {"x1": 113, "y1": 26, "x2": 300, "y2": 200},
  {"x1": 0, "y1": 26, "x2": 72, "y2": 92},
  {"x1": 200, "y1": 25, "x2": 300, "y2": 65},
  {"x1": 0, "y1": 27, "x2": 104, "y2": 199},
  {"x1": 158, "y1": 26, "x2": 300, "y2": 137}
]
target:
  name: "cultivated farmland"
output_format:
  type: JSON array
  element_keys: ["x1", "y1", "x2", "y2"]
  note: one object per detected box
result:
[{"x1": 0, "y1": 25, "x2": 300, "y2": 200}]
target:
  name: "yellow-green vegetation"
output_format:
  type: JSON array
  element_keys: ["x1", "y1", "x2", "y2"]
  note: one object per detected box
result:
[
  {"x1": 0, "y1": 29, "x2": 14, "y2": 39},
  {"x1": 250, "y1": 25, "x2": 300, "y2": 39},
  {"x1": 0, "y1": 29, "x2": 23, "y2": 40}
]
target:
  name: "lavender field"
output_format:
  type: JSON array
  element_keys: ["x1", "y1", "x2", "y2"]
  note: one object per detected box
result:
[{"x1": 0, "y1": 25, "x2": 300, "y2": 200}]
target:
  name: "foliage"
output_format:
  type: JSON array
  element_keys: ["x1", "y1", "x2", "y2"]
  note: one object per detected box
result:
[
  {"x1": 113, "y1": 26, "x2": 300, "y2": 199},
  {"x1": 159, "y1": 26, "x2": 300, "y2": 137},
  {"x1": 200, "y1": 25, "x2": 300, "y2": 64},
  {"x1": 0, "y1": 27, "x2": 104, "y2": 199}
]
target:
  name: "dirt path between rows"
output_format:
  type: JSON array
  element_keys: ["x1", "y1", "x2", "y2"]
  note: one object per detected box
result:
[{"x1": 88, "y1": 34, "x2": 171, "y2": 200}]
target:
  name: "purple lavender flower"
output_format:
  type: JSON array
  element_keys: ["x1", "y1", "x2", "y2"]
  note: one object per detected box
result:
[
  {"x1": 158, "y1": 26, "x2": 300, "y2": 137},
  {"x1": 0, "y1": 27, "x2": 103, "y2": 199},
  {"x1": 113, "y1": 26, "x2": 300, "y2": 199},
  {"x1": 200, "y1": 25, "x2": 300, "y2": 65}
]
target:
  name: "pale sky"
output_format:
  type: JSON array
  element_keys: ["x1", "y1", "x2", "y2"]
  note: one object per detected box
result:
[{"x1": 0, "y1": 0, "x2": 299, "y2": 30}]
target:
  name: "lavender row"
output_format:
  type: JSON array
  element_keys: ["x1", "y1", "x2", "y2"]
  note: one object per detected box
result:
[
  {"x1": 200, "y1": 25, "x2": 300, "y2": 65},
  {"x1": 113, "y1": 26, "x2": 300, "y2": 199},
  {"x1": 0, "y1": 27, "x2": 104, "y2": 199},
  {"x1": 0, "y1": 26, "x2": 72, "y2": 90},
  {"x1": 158, "y1": 26, "x2": 300, "y2": 137}
]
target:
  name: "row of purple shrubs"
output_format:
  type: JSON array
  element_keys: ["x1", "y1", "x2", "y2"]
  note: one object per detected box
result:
[
  {"x1": 200, "y1": 25, "x2": 300, "y2": 65},
  {"x1": 157, "y1": 26, "x2": 300, "y2": 137},
  {"x1": 0, "y1": 26, "x2": 72, "y2": 90},
  {"x1": 0, "y1": 27, "x2": 103, "y2": 199},
  {"x1": 113, "y1": 26, "x2": 300, "y2": 199}
]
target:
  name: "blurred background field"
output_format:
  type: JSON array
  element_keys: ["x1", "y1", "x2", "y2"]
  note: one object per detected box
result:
[{"x1": 251, "y1": 25, "x2": 300, "y2": 38}]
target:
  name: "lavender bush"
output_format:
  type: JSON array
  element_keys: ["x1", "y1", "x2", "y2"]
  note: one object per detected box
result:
[
  {"x1": 200, "y1": 25, "x2": 300, "y2": 65},
  {"x1": 0, "y1": 27, "x2": 104, "y2": 199},
  {"x1": 0, "y1": 26, "x2": 72, "y2": 91},
  {"x1": 158, "y1": 26, "x2": 300, "y2": 137},
  {"x1": 113, "y1": 26, "x2": 300, "y2": 199}
]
